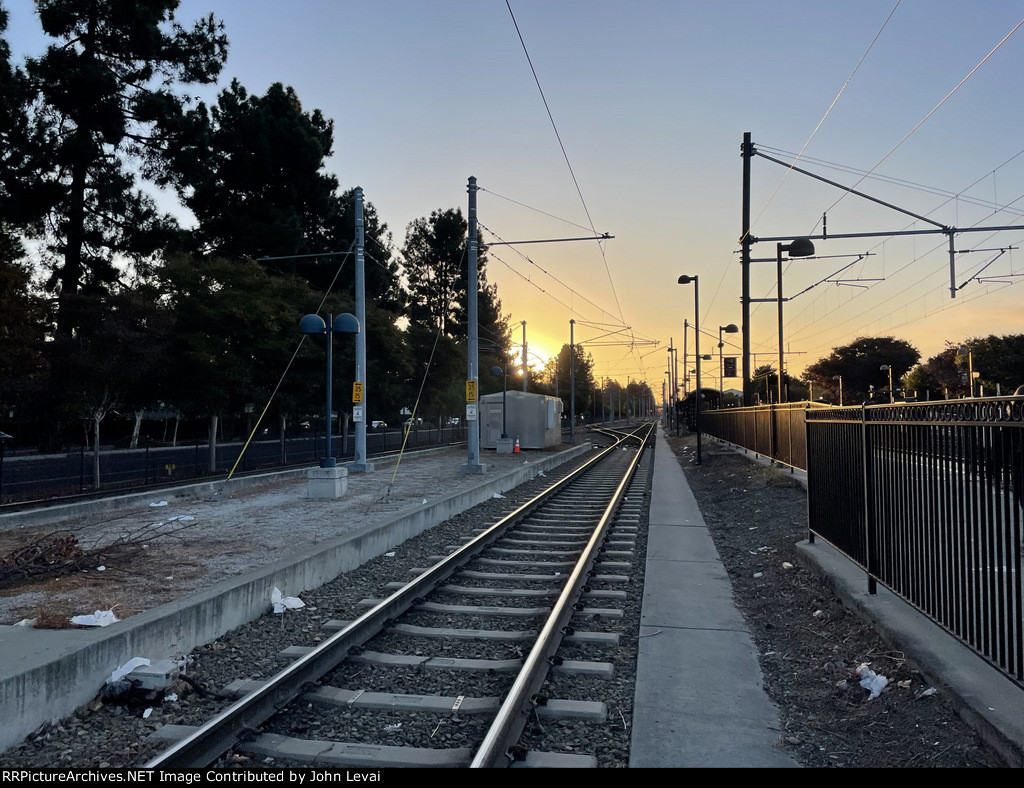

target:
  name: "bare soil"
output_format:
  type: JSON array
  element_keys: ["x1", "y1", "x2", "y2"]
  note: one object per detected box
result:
[
  {"x1": 0, "y1": 447, "x2": 563, "y2": 627},
  {"x1": 665, "y1": 431, "x2": 1007, "y2": 768}
]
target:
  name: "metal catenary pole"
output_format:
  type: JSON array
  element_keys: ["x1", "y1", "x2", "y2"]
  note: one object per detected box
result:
[
  {"x1": 462, "y1": 177, "x2": 485, "y2": 473},
  {"x1": 351, "y1": 187, "x2": 373, "y2": 472}
]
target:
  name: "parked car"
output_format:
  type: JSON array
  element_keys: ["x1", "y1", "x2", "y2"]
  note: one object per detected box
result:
[{"x1": 371, "y1": 420, "x2": 387, "y2": 429}]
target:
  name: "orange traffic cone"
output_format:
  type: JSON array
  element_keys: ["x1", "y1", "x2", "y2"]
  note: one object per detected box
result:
[{"x1": 513, "y1": 437, "x2": 521, "y2": 453}]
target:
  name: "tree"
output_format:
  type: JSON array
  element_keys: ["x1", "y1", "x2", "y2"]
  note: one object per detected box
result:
[
  {"x1": 0, "y1": 243, "x2": 47, "y2": 432},
  {"x1": 550, "y1": 343, "x2": 595, "y2": 421},
  {"x1": 803, "y1": 336, "x2": 920, "y2": 404},
  {"x1": 158, "y1": 254, "x2": 317, "y2": 471},
  {"x1": 905, "y1": 346, "x2": 960, "y2": 400},
  {"x1": 163, "y1": 81, "x2": 405, "y2": 307},
  {"x1": 402, "y1": 208, "x2": 471, "y2": 338},
  {"x1": 400, "y1": 207, "x2": 511, "y2": 416},
  {"x1": 168, "y1": 81, "x2": 337, "y2": 261},
  {"x1": 958, "y1": 335, "x2": 1024, "y2": 396},
  {"x1": 46, "y1": 288, "x2": 171, "y2": 486},
  {"x1": 22, "y1": 0, "x2": 227, "y2": 334}
]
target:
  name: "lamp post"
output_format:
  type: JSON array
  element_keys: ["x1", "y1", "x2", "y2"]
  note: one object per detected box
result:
[
  {"x1": 833, "y1": 375, "x2": 843, "y2": 406},
  {"x1": 0, "y1": 430, "x2": 10, "y2": 503},
  {"x1": 958, "y1": 346, "x2": 975, "y2": 398},
  {"x1": 490, "y1": 365, "x2": 509, "y2": 439},
  {"x1": 299, "y1": 312, "x2": 360, "y2": 468},
  {"x1": 718, "y1": 323, "x2": 739, "y2": 394},
  {"x1": 677, "y1": 275, "x2": 703, "y2": 465},
  {"x1": 880, "y1": 365, "x2": 894, "y2": 403},
  {"x1": 775, "y1": 238, "x2": 816, "y2": 403}
]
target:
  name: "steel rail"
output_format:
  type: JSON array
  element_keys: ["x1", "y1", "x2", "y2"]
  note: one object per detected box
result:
[
  {"x1": 144, "y1": 433, "x2": 629, "y2": 768},
  {"x1": 471, "y1": 423, "x2": 653, "y2": 767}
]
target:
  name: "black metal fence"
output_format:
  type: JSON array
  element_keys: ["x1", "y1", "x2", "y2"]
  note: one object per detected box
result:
[
  {"x1": 806, "y1": 399, "x2": 1024, "y2": 685},
  {"x1": 701, "y1": 402, "x2": 831, "y2": 470},
  {"x1": 0, "y1": 425, "x2": 468, "y2": 504}
]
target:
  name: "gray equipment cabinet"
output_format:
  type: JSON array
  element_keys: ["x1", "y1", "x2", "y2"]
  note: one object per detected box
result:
[{"x1": 478, "y1": 390, "x2": 563, "y2": 449}]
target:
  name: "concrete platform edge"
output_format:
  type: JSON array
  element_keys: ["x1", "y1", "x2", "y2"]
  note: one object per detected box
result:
[
  {"x1": 0, "y1": 444, "x2": 468, "y2": 533},
  {"x1": 0, "y1": 443, "x2": 592, "y2": 754}
]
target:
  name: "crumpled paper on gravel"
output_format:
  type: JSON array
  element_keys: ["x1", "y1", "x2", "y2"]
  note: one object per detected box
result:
[{"x1": 271, "y1": 587, "x2": 305, "y2": 613}]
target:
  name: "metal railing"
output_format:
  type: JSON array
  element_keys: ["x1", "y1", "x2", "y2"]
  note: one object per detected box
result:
[
  {"x1": 0, "y1": 425, "x2": 468, "y2": 505},
  {"x1": 807, "y1": 398, "x2": 1024, "y2": 684},
  {"x1": 701, "y1": 401, "x2": 831, "y2": 470}
]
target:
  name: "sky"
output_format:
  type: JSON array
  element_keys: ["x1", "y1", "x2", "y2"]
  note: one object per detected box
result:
[{"x1": 7, "y1": 0, "x2": 1024, "y2": 397}]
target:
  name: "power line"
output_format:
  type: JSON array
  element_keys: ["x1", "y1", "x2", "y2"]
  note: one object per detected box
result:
[
  {"x1": 822, "y1": 16, "x2": 1024, "y2": 217},
  {"x1": 704, "y1": 2, "x2": 899, "y2": 321},
  {"x1": 504, "y1": 0, "x2": 633, "y2": 363}
]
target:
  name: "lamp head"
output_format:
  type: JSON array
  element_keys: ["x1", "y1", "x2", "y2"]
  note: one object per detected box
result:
[
  {"x1": 299, "y1": 314, "x2": 327, "y2": 334},
  {"x1": 880, "y1": 365, "x2": 890, "y2": 372},
  {"x1": 332, "y1": 313, "x2": 360, "y2": 333},
  {"x1": 677, "y1": 275, "x2": 697, "y2": 285},
  {"x1": 720, "y1": 323, "x2": 739, "y2": 334},
  {"x1": 784, "y1": 237, "x2": 816, "y2": 257},
  {"x1": 490, "y1": 365, "x2": 503, "y2": 377}
]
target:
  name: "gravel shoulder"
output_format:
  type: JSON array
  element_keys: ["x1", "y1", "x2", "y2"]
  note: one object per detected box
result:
[{"x1": 667, "y1": 431, "x2": 1007, "y2": 768}]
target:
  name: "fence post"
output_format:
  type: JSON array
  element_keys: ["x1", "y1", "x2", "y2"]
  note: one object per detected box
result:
[
  {"x1": 861, "y1": 403, "x2": 877, "y2": 594},
  {"x1": 79, "y1": 445, "x2": 85, "y2": 493},
  {"x1": 806, "y1": 406, "x2": 815, "y2": 545}
]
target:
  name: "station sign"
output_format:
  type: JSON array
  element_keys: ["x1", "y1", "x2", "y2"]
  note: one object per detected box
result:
[
  {"x1": 466, "y1": 403, "x2": 478, "y2": 421},
  {"x1": 353, "y1": 405, "x2": 364, "y2": 422},
  {"x1": 466, "y1": 380, "x2": 478, "y2": 402},
  {"x1": 723, "y1": 357, "x2": 737, "y2": 378},
  {"x1": 353, "y1": 381, "x2": 364, "y2": 404}
]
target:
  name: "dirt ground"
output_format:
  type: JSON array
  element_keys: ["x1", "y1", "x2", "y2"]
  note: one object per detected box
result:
[
  {"x1": 0, "y1": 446, "x2": 566, "y2": 627},
  {"x1": 664, "y1": 430, "x2": 1008, "y2": 768}
]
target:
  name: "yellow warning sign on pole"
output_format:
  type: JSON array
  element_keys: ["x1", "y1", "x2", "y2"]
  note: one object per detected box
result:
[
  {"x1": 353, "y1": 382, "x2": 364, "y2": 404},
  {"x1": 466, "y1": 380, "x2": 477, "y2": 402}
]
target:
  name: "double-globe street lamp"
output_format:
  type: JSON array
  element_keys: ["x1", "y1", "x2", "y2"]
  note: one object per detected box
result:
[
  {"x1": 677, "y1": 275, "x2": 703, "y2": 465},
  {"x1": 300, "y1": 312, "x2": 360, "y2": 468}
]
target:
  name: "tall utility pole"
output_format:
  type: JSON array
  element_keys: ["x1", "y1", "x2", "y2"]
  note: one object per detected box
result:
[
  {"x1": 351, "y1": 188, "x2": 373, "y2": 473},
  {"x1": 461, "y1": 177, "x2": 485, "y2": 474},
  {"x1": 667, "y1": 340, "x2": 674, "y2": 432},
  {"x1": 741, "y1": 131, "x2": 753, "y2": 406},
  {"x1": 570, "y1": 319, "x2": 576, "y2": 442},
  {"x1": 521, "y1": 321, "x2": 528, "y2": 392}
]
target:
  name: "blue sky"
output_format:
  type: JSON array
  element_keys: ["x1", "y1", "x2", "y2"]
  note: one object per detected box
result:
[{"x1": 7, "y1": 1, "x2": 1024, "y2": 395}]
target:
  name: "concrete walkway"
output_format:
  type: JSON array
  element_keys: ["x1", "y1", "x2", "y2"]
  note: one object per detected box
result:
[{"x1": 630, "y1": 426, "x2": 799, "y2": 767}]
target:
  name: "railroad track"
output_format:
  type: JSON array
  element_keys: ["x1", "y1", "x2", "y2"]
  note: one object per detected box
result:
[{"x1": 145, "y1": 424, "x2": 653, "y2": 768}]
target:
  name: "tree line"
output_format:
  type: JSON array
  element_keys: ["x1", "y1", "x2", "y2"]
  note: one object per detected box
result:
[
  {"x1": 0, "y1": 1, "x2": 648, "y2": 469},
  {"x1": 739, "y1": 334, "x2": 1024, "y2": 405}
]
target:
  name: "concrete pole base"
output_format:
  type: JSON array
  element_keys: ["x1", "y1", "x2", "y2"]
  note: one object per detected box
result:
[{"x1": 307, "y1": 466, "x2": 348, "y2": 499}]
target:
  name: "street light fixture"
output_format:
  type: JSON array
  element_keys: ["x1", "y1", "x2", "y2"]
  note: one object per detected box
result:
[
  {"x1": 677, "y1": 275, "x2": 703, "y2": 465},
  {"x1": 832, "y1": 375, "x2": 843, "y2": 406},
  {"x1": 718, "y1": 323, "x2": 739, "y2": 395},
  {"x1": 300, "y1": 312, "x2": 360, "y2": 468},
  {"x1": 880, "y1": 365, "x2": 894, "y2": 403},
  {"x1": 775, "y1": 238, "x2": 816, "y2": 403}
]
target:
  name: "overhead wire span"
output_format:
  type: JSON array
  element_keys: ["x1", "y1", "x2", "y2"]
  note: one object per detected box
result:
[
  {"x1": 477, "y1": 186, "x2": 595, "y2": 234},
  {"x1": 821, "y1": 15, "x2": 1024, "y2": 217},
  {"x1": 504, "y1": 0, "x2": 633, "y2": 364},
  {"x1": 704, "y1": 1, "x2": 899, "y2": 320},
  {"x1": 227, "y1": 242, "x2": 356, "y2": 480}
]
